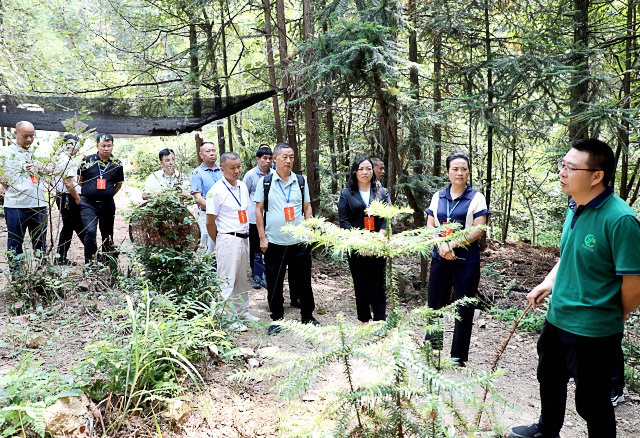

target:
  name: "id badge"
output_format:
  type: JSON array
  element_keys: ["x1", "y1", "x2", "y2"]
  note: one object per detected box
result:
[
  {"x1": 97, "y1": 178, "x2": 107, "y2": 190},
  {"x1": 284, "y1": 205, "x2": 295, "y2": 221},
  {"x1": 441, "y1": 221, "x2": 453, "y2": 237},
  {"x1": 30, "y1": 174, "x2": 40, "y2": 183},
  {"x1": 364, "y1": 216, "x2": 375, "y2": 231},
  {"x1": 238, "y1": 209, "x2": 248, "y2": 223}
]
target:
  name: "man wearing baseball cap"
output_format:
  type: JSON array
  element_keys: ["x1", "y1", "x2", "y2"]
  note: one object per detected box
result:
[
  {"x1": 242, "y1": 144, "x2": 273, "y2": 289},
  {"x1": 78, "y1": 133, "x2": 124, "y2": 265},
  {"x1": 54, "y1": 134, "x2": 85, "y2": 265}
]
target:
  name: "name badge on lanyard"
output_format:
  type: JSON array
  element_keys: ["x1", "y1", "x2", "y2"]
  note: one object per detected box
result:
[
  {"x1": 364, "y1": 216, "x2": 375, "y2": 231},
  {"x1": 277, "y1": 180, "x2": 295, "y2": 221},
  {"x1": 224, "y1": 181, "x2": 247, "y2": 223},
  {"x1": 97, "y1": 161, "x2": 110, "y2": 190},
  {"x1": 442, "y1": 197, "x2": 461, "y2": 237},
  {"x1": 284, "y1": 205, "x2": 295, "y2": 221}
]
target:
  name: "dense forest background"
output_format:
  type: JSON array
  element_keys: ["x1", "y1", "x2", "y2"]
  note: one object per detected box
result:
[{"x1": 2, "y1": 0, "x2": 639, "y2": 245}]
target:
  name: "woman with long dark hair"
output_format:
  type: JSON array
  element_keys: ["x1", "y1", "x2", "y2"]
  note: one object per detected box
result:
[
  {"x1": 338, "y1": 156, "x2": 392, "y2": 323},
  {"x1": 425, "y1": 151, "x2": 489, "y2": 366}
]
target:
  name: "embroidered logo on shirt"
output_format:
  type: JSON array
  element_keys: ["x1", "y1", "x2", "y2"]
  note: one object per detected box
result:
[{"x1": 582, "y1": 234, "x2": 596, "y2": 252}]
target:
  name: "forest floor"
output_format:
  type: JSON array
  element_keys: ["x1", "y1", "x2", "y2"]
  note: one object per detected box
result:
[{"x1": 1, "y1": 194, "x2": 639, "y2": 437}]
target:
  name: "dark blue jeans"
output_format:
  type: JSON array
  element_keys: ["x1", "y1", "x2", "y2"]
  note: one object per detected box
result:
[
  {"x1": 537, "y1": 320, "x2": 621, "y2": 437},
  {"x1": 4, "y1": 207, "x2": 47, "y2": 271}
]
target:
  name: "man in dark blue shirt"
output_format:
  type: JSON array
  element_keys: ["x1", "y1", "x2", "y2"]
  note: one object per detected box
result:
[{"x1": 78, "y1": 133, "x2": 124, "y2": 265}]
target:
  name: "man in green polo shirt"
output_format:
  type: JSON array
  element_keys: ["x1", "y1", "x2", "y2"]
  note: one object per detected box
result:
[{"x1": 511, "y1": 139, "x2": 640, "y2": 438}]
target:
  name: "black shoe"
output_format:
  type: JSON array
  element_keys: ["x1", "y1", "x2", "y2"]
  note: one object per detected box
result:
[
  {"x1": 290, "y1": 298, "x2": 301, "y2": 309},
  {"x1": 268, "y1": 324, "x2": 282, "y2": 336},
  {"x1": 510, "y1": 423, "x2": 560, "y2": 438},
  {"x1": 451, "y1": 357, "x2": 466, "y2": 368},
  {"x1": 301, "y1": 317, "x2": 321, "y2": 326},
  {"x1": 55, "y1": 258, "x2": 77, "y2": 266},
  {"x1": 424, "y1": 330, "x2": 443, "y2": 350}
]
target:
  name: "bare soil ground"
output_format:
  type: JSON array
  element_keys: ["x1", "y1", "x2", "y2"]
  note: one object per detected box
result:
[{"x1": 1, "y1": 193, "x2": 639, "y2": 437}]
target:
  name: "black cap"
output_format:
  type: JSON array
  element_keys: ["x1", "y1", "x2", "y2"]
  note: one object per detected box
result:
[
  {"x1": 64, "y1": 134, "x2": 79, "y2": 143},
  {"x1": 96, "y1": 133, "x2": 114, "y2": 143},
  {"x1": 256, "y1": 146, "x2": 273, "y2": 157}
]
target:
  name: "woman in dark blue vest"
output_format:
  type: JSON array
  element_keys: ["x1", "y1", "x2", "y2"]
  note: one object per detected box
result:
[
  {"x1": 425, "y1": 151, "x2": 489, "y2": 366},
  {"x1": 338, "y1": 156, "x2": 392, "y2": 323}
]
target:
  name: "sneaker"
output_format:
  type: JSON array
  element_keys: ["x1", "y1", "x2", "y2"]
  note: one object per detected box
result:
[
  {"x1": 243, "y1": 312, "x2": 260, "y2": 322},
  {"x1": 510, "y1": 423, "x2": 560, "y2": 438},
  {"x1": 451, "y1": 357, "x2": 466, "y2": 368},
  {"x1": 268, "y1": 324, "x2": 282, "y2": 336},
  {"x1": 229, "y1": 322, "x2": 248, "y2": 332},
  {"x1": 252, "y1": 279, "x2": 261, "y2": 289},
  {"x1": 301, "y1": 317, "x2": 321, "y2": 326},
  {"x1": 611, "y1": 390, "x2": 625, "y2": 407}
]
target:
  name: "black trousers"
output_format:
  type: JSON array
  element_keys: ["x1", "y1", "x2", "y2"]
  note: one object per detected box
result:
[
  {"x1": 249, "y1": 223, "x2": 260, "y2": 276},
  {"x1": 537, "y1": 320, "x2": 621, "y2": 437},
  {"x1": 55, "y1": 194, "x2": 86, "y2": 261},
  {"x1": 427, "y1": 258, "x2": 480, "y2": 362},
  {"x1": 347, "y1": 253, "x2": 386, "y2": 322},
  {"x1": 265, "y1": 242, "x2": 314, "y2": 321},
  {"x1": 80, "y1": 197, "x2": 116, "y2": 264}
]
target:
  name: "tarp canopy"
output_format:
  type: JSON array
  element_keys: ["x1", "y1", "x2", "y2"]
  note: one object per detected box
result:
[{"x1": 0, "y1": 90, "x2": 276, "y2": 137}]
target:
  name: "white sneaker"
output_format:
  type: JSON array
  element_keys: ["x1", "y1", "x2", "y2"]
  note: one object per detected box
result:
[
  {"x1": 243, "y1": 313, "x2": 260, "y2": 322},
  {"x1": 229, "y1": 322, "x2": 248, "y2": 332}
]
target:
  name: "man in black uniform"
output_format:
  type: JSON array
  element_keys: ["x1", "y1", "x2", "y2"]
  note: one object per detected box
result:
[{"x1": 78, "y1": 133, "x2": 124, "y2": 264}]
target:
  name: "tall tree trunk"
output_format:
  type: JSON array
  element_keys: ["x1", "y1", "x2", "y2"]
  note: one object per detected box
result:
[
  {"x1": 373, "y1": 68, "x2": 424, "y2": 227},
  {"x1": 502, "y1": 129, "x2": 516, "y2": 241},
  {"x1": 432, "y1": 31, "x2": 443, "y2": 177},
  {"x1": 327, "y1": 94, "x2": 337, "y2": 195},
  {"x1": 275, "y1": 0, "x2": 300, "y2": 172},
  {"x1": 220, "y1": 1, "x2": 233, "y2": 151},
  {"x1": 409, "y1": 1, "x2": 424, "y2": 177},
  {"x1": 569, "y1": 0, "x2": 590, "y2": 140},
  {"x1": 262, "y1": 0, "x2": 283, "y2": 142},
  {"x1": 617, "y1": 0, "x2": 634, "y2": 199},
  {"x1": 484, "y1": 0, "x2": 494, "y2": 210},
  {"x1": 303, "y1": 0, "x2": 320, "y2": 213}
]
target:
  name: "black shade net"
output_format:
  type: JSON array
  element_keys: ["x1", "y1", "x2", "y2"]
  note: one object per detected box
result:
[{"x1": 0, "y1": 90, "x2": 276, "y2": 137}]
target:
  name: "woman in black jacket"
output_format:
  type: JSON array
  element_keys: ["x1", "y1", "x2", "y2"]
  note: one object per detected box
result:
[{"x1": 338, "y1": 156, "x2": 392, "y2": 323}]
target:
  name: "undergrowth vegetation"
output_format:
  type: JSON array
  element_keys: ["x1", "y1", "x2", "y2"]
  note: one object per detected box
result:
[{"x1": 0, "y1": 194, "x2": 237, "y2": 437}]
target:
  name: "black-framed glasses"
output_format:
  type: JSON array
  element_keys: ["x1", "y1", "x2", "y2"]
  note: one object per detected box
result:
[{"x1": 557, "y1": 161, "x2": 600, "y2": 173}]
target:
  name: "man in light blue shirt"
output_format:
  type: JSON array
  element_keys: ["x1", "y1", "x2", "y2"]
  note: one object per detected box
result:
[
  {"x1": 254, "y1": 143, "x2": 320, "y2": 335},
  {"x1": 190, "y1": 141, "x2": 222, "y2": 256},
  {"x1": 243, "y1": 144, "x2": 273, "y2": 288}
]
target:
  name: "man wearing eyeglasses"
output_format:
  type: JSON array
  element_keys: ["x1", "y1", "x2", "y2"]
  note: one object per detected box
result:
[{"x1": 511, "y1": 139, "x2": 640, "y2": 438}]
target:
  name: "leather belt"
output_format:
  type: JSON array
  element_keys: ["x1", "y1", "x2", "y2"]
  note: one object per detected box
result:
[{"x1": 223, "y1": 232, "x2": 249, "y2": 239}]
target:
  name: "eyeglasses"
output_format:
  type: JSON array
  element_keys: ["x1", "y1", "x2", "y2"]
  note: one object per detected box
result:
[{"x1": 557, "y1": 161, "x2": 600, "y2": 173}]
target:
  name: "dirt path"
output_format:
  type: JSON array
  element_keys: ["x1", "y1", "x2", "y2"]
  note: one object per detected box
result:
[{"x1": 1, "y1": 197, "x2": 639, "y2": 437}]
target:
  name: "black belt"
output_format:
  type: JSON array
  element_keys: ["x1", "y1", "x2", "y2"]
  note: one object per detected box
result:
[
  {"x1": 81, "y1": 196, "x2": 108, "y2": 204},
  {"x1": 223, "y1": 232, "x2": 249, "y2": 239}
]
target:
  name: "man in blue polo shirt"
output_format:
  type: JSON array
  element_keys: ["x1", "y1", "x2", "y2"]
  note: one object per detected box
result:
[
  {"x1": 190, "y1": 141, "x2": 222, "y2": 256},
  {"x1": 511, "y1": 139, "x2": 640, "y2": 438},
  {"x1": 254, "y1": 143, "x2": 320, "y2": 335}
]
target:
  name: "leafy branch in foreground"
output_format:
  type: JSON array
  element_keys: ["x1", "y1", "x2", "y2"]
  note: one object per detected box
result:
[{"x1": 234, "y1": 202, "x2": 498, "y2": 436}]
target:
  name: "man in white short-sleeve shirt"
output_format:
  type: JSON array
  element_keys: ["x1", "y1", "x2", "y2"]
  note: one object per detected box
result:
[
  {"x1": 206, "y1": 152, "x2": 259, "y2": 324},
  {"x1": 143, "y1": 148, "x2": 188, "y2": 199},
  {"x1": 54, "y1": 134, "x2": 85, "y2": 266}
]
